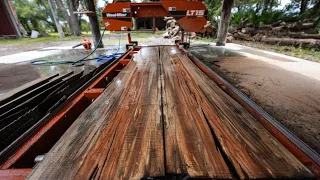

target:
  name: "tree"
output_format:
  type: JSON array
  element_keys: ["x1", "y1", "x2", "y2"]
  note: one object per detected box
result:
[
  {"x1": 12, "y1": 0, "x2": 58, "y2": 32},
  {"x1": 55, "y1": 0, "x2": 72, "y2": 32},
  {"x1": 262, "y1": 0, "x2": 270, "y2": 13},
  {"x1": 48, "y1": 0, "x2": 65, "y2": 37},
  {"x1": 216, "y1": 0, "x2": 234, "y2": 46},
  {"x1": 204, "y1": 0, "x2": 221, "y2": 21},
  {"x1": 300, "y1": 0, "x2": 309, "y2": 14},
  {"x1": 67, "y1": 0, "x2": 82, "y2": 36},
  {"x1": 85, "y1": 0, "x2": 103, "y2": 48},
  {"x1": 56, "y1": 0, "x2": 81, "y2": 36}
]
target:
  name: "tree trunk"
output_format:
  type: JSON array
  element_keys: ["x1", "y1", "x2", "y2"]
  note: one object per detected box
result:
[
  {"x1": 48, "y1": 0, "x2": 64, "y2": 38},
  {"x1": 74, "y1": 0, "x2": 79, "y2": 10},
  {"x1": 288, "y1": 32, "x2": 320, "y2": 39},
  {"x1": 300, "y1": 0, "x2": 308, "y2": 14},
  {"x1": 23, "y1": 22, "x2": 31, "y2": 32},
  {"x1": 67, "y1": 0, "x2": 81, "y2": 36},
  {"x1": 262, "y1": 0, "x2": 270, "y2": 13},
  {"x1": 31, "y1": 20, "x2": 39, "y2": 31},
  {"x1": 45, "y1": 4, "x2": 58, "y2": 32},
  {"x1": 260, "y1": 37, "x2": 320, "y2": 49},
  {"x1": 85, "y1": 0, "x2": 103, "y2": 48},
  {"x1": 216, "y1": 0, "x2": 234, "y2": 46},
  {"x1": 45, "y1": 20, "x2": 58, "y2": 32},
  {"x1": 55, "y1": 0, "x2": 72, "y2": 33}
]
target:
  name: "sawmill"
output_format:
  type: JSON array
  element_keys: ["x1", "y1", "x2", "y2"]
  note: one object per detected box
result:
[{"x1": 0, "y1": 0, "x2": 320, "y2": 179}]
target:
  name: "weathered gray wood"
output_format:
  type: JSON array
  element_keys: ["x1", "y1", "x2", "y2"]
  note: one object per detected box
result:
[{"x1": 0, "y1": 74, "x2": 58, "y2": 105}]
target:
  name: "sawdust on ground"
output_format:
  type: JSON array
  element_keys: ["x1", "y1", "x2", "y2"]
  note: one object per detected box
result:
[{"x1": 189, "y1": 45, "x2": 320, "y2": 154}]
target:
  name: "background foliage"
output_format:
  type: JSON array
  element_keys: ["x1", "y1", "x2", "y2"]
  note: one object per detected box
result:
[{"x1": 204, "y1": 0, "x2": 320, "y2": 27}]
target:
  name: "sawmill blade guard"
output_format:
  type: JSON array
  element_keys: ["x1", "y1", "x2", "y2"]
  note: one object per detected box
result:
[{"x1": 102, "y1": 0, "x2": 211, "y2": 33}]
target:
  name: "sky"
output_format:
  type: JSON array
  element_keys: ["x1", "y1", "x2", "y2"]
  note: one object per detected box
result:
[{"x1": 279, "y1": 0, "x2": 291, "y2": 8}]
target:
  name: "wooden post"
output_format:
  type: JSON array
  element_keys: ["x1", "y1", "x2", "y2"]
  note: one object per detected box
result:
[
  {"x1": 128, "y1": 33, "x2": 132, "y2": 44},
  {"x1": 181, "y1": 31, "x2": 184, "y2": 42},
  {"x1": 132, "y1": 18, "x2": 137, "y2": 30},
  {"x1": 216, "y1": 0, "x2": 234, "y2": 46},
  {"x1": 85, "y1": 0, "x2": 104, "y2": 48},
  {"x1": 48, "y1": 0, "x2": 65, "y2": 38}
]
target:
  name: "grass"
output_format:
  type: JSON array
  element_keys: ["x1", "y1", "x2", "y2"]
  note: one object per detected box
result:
[
  {"x1": 0, "y1": 34, "x2": 80, "y2": 45},
  {"x1": 234, "y1": 40, "x2": 320, "y2": 62},
  {"x1": 0, "y1": 31, "x2": 162, "y2": 46},
  {"x1": 196, "y1": 37, "x2": 217, "y2": 43}
]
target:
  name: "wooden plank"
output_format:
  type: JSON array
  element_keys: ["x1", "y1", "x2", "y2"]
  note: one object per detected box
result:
[
  {"x1": 28, "y1": 46, "x2": 315, "y2": 180},
  {"x1": 0, "y1": 74, "x2": 58, "y2": 105},
  {"x1": 28, "y1": 47, "x2": 165, "y2": 179},
  {"x1": 0, "y1": 169, "x2": 32, "y2": 180},
  {"x1": 161, "y1": 46, "x2": 231, "y2": 179},
  {"x1": 0, "y1": 72, "x2": 84, "y2": 153},
  {"x1": 0, "y1": 72, "x2": 73, "y2": 116},
  {"x1": 75, "y1": 47, "x2": 165, "y2": 179},
  {"x1": 165, "y1": 46, "x2": 315, "y2": 179},
  {"x1": 28, "y1": 63, "x2": 136, "y2": 179}
]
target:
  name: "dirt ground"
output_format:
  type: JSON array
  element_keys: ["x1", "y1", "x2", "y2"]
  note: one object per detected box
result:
[
  {"x1": 0, "y1": 39, "x2": 80, "y2": 57},
  {"x1": 189, "y1": 45, "x2": 320, "y2": 154}
]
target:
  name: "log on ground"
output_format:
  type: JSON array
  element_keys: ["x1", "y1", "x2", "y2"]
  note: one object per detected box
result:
[{"x1": 261, "y1": 37, "x2": 320, "y2": 49}]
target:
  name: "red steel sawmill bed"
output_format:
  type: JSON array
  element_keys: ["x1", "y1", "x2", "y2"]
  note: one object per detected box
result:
[{"x1": 0, "y1": 44, "x2": 319, "y2": 179}]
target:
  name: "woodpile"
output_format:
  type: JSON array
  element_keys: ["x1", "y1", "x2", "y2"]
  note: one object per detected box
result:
[
  {"x1": 163, "y1": 17, "x2": 212, "y2": 40},
  {"x1": 29, "y1": 46, "x2": 315, "y2": 179},
  {"x1": 228, "y1": 20, "x2": 320, "y2": 50},
  {"x1": 162, "y1": 17, "x2": 181, "y2": 40}
]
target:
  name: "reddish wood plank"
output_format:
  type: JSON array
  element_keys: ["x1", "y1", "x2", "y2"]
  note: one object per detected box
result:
[
  {"x1": 28, "y1": 47, "x2": 165, "y2": 180},
  {"x1": 166, "y1": 46, "x2": 315, "y2": 179},
  {"x1": 0, "y1": 169, "x2": 32, "y2": 180},
  {"x1": 76, "y1": 47, "x2": 165, "y2": 179},
  {"x1": 161, "y1": 46, "x2": 231, "y2": 178},
  {"x1": 28, "y1": 46, "x2": 315, "y2": 180},
  {"x1": 28, "y1": 59, "x2": 137, "y2": 179}
]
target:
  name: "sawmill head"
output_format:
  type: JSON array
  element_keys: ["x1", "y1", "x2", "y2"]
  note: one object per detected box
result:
[{"x1": 102, "y1": 0, "x2": 212, "y2": 33}]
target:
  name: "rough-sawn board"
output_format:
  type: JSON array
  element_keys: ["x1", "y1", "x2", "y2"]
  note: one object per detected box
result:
[{"x1": 28, "y1": 46, "x2": 315, "y2": 180}]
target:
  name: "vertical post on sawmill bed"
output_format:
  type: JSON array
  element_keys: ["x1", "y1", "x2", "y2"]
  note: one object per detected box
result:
[
  {"x1": 85, "y1": 0, "x2": 104, "y2": 48},
  {"x1": 216, "y1": 0, "x2": 234, "y2": 46},
  {"x1": 153, "y1": 16, "x2": 156, "y2": 30},
  {"x1": 128, "y1": 33, "x2": 132, "y2": 44}
]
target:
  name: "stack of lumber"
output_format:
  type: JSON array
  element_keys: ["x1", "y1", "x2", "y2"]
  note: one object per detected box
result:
[
  {"x1": 228, "y1": 20, "x2": 320, "y2": 49},
  {"x1": 0, "y1": 60, "x2": 115, "y2": 163},
  {"x1": 162, "y1": 17, "x2": 212, "y2": 40},
  {"x1": 28, "y1": 46, "x2": 315, "y2": 179},
  {"x1": 163, "y1": 17, "x2": 181, "y2": 40}
]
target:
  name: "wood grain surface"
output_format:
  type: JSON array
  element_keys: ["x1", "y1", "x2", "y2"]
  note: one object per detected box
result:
[{"x1": 28, "y1": 46, "x2": 315, "y2": 180}]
